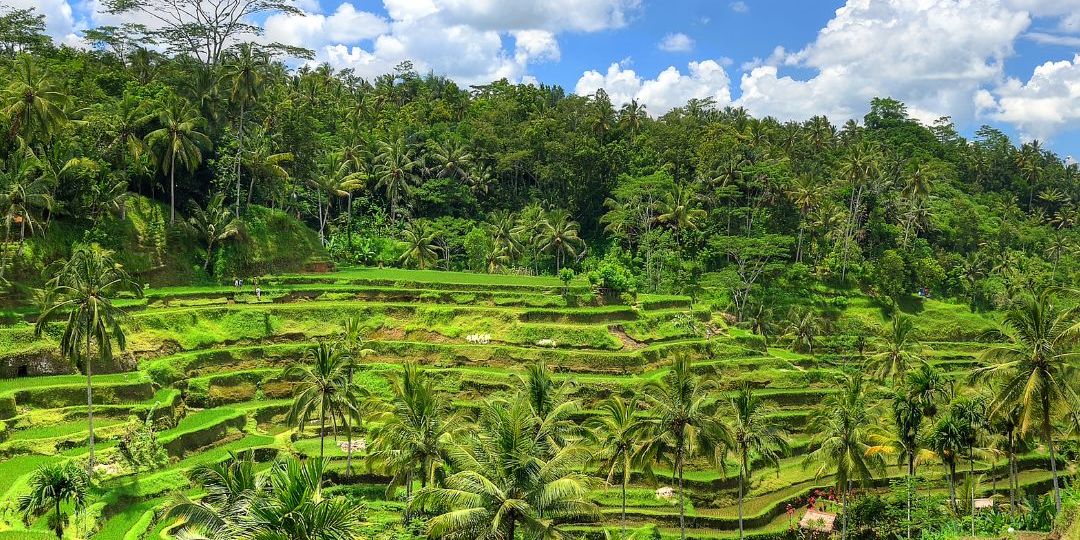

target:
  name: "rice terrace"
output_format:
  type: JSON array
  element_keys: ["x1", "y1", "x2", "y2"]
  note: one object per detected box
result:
[{"x1": 1, "y1": 1, "x2": 1080, "y2": 539}]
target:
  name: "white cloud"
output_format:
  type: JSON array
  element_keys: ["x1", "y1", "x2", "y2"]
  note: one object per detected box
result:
[
  {"x1": 575, "y1": 60, "x2": 732, "y2": 115},
  {"x1": 658, "y1": 32, "x2": 693, "y2": 53},
  {"x1": 513, "y1": 29, "x2": 559, "y2": 63},
  {"x1": 1025, "y1": 32, "x2": 1080, "y2": 47},
  {"x1": 736, "y1": 0, "x2": 1030, "y2": 125},
  {"x1": 8, "y1": 0, "x2": 82, "y2": 44},
  {"x1": 275, "y1": 0, "x2": 638, "y2": 84},
  {"x1": 979, "y1": 54, "x2": 1080, "y2": 141},
  {"x1": 730, "y1": 1, "x2": 749, "y2": 14}
]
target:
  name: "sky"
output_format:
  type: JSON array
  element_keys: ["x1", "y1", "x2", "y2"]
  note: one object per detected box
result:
[{"x1": 17, "y1": 0, "x2": 1080, "y2": 158}]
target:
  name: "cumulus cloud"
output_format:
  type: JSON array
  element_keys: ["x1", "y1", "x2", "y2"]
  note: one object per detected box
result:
[
  {"x1": 7, "y1": 0, "x2": 83, "y2": 45},
  {"x1": 978, "y1": 54, "x2": 1080, "y2": 141},
  {"x1": 658, "y1": 32, "x2": 693, "y2": 52},
  {"x1": 730, "y1": 1, "x2": 749, "y2": 14},
  {"x1": 737, "y1": 0, "x2": 1030, "y2": 125},
  {"x1": 575, "y1": 60, "x2": 731, "y2": 114}
]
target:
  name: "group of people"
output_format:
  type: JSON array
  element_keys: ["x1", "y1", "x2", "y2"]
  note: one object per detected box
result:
[{"x1": 233, "y1": 276, "x2": 263, "y2": 301}]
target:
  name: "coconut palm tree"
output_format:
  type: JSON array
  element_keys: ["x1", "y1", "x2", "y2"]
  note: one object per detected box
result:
[
  {"x1": 144, "y1": 99, "x2": 211, "y2": 222},
  {"x1": 0, "y1": 143, "x2": 52, "y2": 280},
  {"x1": 410, "y1": 397, "x2": 599, "y2": 539},
  {"x1": 2, "y1": 55, "x2": 68, "y2": 144},
  {"x1": 398, "y1": 220, "x2": 441, "y2": 270},
  {"x1": 657, "y1": 182, "x2": 706, "y2": 244},
  {"x1": 804, "y1": 374, "x2": 886, "y2": 540},
  {"x1": 166, "y1": 450, "x2": 258, "y2": 538},
  {"x1": 188, "y1": 192, "x2": 241, "y2": 272},
  {"x1": 784, "y1": 307, "x2": 820, "y2": 353},
  {"x1": 34, "y1": 244, "x2": 139, "y2": 476},
  {"x1": 285, "y1": 341, "x2": 357, "y2": 461},
  {"x1": 927, "y1": 408, "x2": 967, "y2": 509},
  {"x1": 889, "y1": 388, "x2": 924, "y2": 540},
  {"x1": 368, "y1": 363, "x2": 459, "y2": 507},
  {"x1": 18, "y1": 462, "x2": 87, "y2": 539},
  {"x1": 588, "y1": 395, "x2": 647, "y2": 540},
  {"x1": 223, "y1": 43, "x2": 266, "y2": 216},
  {"x1": 487, "y1": 210, "x2": 523, "y2": 265},
  {"x1": 429, "y1": 139, "x2": 472, "y2": 181},
  {"x1": 241, "y1": 127, "x2": 292, "y2": 208},
  {"x1": 722, "y1": 385, "x2": 789, "y2": 540},
  {"x1": 537, "y1": 209, "x2": 584, "y2": 273},
  {"x1": 975, "y1": 291, "x2": 1079, "y2": 512},
  {"x1": 169, "y1": 455, "x2": 361, "y2": 539},
  {"x1": 374, "y1": 138, "x2": 418, "y2": 221},
  {"x1": 868, "y1": 314, "x2": 922, "y2": 381},
  {"x1": 518, "y1": 361, "x2": 582, "y2": 455},
  {"x1": 907, "y1": 363, "x2": 951, "y2": 420},
  {"x1": 637, "y1": 356, "x2": 718, "y2": 540}
]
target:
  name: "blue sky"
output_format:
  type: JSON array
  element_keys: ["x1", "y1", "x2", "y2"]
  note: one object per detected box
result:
[{"x1": 23, "y1": 0, "x2": 1080, "y2": 158}]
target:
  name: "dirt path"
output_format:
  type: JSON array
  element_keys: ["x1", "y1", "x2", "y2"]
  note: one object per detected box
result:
[{"x1": 608, "y1": 325, "x2": 645, "y2": 350}]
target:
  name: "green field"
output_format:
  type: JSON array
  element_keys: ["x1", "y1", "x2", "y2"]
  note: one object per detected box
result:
[{"x1": 0, "y1": 267, "x2": 1069, "y2": 539}]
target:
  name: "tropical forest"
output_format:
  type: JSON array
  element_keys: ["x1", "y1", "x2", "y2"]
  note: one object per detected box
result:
[{"x1": 0, "y1": 3, "x2": 1079, "y2": 540}]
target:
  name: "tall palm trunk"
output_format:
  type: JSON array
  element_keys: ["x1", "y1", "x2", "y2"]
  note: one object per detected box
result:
[
  {"x1": 841, "y1": 480, "x2": 848, "y2": 540},
  {"x1": 1009, "y1": 434, "x2": 1016, "y2": 511},
  {"x1": 621, "y1": 465, "x2": 628, "y2": 540},
  {"x1": 677, "y1": 438, "x2": 687, "y2": 540},
  {"x1": 85, "y1": 330, "x2": 95, "y2": 477},
  {"x1": 947, "y1": 461, "x2": 956, "y2": 510},
  {"x1": 319, "y1": 405, "x2": 326, "y2": 461},
  {"x1": 738, "y1": 450, "x2": 747, "y2": 540},
  {"x1": 907, "y1": 455, "x2": 915, "y2": 540},
  {"x1": 969, "y1": 444, "x2": 976, "y2": 537},
  {"x1": 169, "y1": 150, "x2": 177, "y2": 223},
  {"x1": 236, "y1": 102, "x2": 244, "y2": 217},
  {"x1": 1044, "y1": 402, "x2": 1061, "y2": 512}
]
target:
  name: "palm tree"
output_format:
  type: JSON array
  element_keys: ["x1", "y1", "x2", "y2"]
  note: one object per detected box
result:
[
  {"x1": 374, "y1": 138, "x2": 418, "y2": 221},
  {"x1": 638, "y1": 356, "x2": 717, "y2": 540},
  {"x1": 518, "y1": 361, "x2": 582, "y2": 455},
  {"x1": 241, "y1": 127, "x2": 292, "y2": 208},
  {"x1": 587, "y1": 396, "x2": 646, "y2": 540},
  {"x1": 657, "y1": 182, "x2": 706, "y2": 245},
  {"x1": 285, "y1": 341, "x2": 357, "y2": 461},
  {"x1": 429, "y1": 139, "x2": 473, "y2": 180},
  {"x1": 170, "y1": 455, "x2": 362, "y2": 539},
  {"x1": 907, "y1": 363, "x2": 951, "y2": 420},
  {"x1": 2, "y1": 55, "x2": 68, "y2": 144},
  {"x1": 369, "y1": 363, "x2": 459, "y2": 509},
  {"x1": 783, "y1": 307, "x2": 820, "y2": 353},
  {"x1": 722, "y1": 385, "x2": 789, "y2": 540},
  {"x1": 224, "y1": 44, "x2": 265, "y2": 216},
  {"x1": 951, "y1": 395, "x2": 988, "y2": 536},
  {"x1": 487, "y1": 211, "x2": 523, "y2": 265},
  {"x1": 927, "y1": 409, "x2": 967, "y2": 509},
  {"x1": 166, "y1": 451, "x2": 258, "y2": 537},
  {"x1": 804, "y1": 374, "x2": 886, "y2": 540},
  {"x1": 34, "y1": 245, "x2": 139, "y2": 476},
  {"x1": 975, "y1": 291, "x2": 1079, "y2": 512},
  {"x1": 537, "y1": 209, "x2": 584, "y2": 273},
  {"x1": 18, "y1": 462, "x2": 87, "y2": 539},
  {"x1": 868, "y1": 315, "x2": 922, "y2": 381},
  {"x1": 144, "y1": 100, "x2": 211, "y2": 222},
  {"x1": 889, "y1": 388, "x2": 924, "y2": 540},
  {"x1": 340, "y1": 316, "x2": 374, "y2": 476},
  {"x1": 787, "y1": 175, "x2": 821, "y2": 262},
  {"x1": 399, "y1": 220, "x2": 441, "y2": 270},
  {"x1": 0, "y1": 143, "x2": 52, "y2": 280},
  {"x1": 188, "y1": 192, "x2": 241, "y2": 272},
  {"x1": 410, "y1": 397, "x2": 599, "y2": 539}
]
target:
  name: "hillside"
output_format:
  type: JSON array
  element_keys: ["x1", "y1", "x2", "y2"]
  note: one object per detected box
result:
[{"x1": 0, "y1": 267, "x2": 1067, "y2": 540}]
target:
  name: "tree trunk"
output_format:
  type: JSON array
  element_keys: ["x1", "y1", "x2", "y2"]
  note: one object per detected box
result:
[
  {"x1": 54, "y1": 496, "x2": 62, "y2": 538},
  {"x1": 970, "y1": 443, "x2": 976, "y2": 537},
  {"x1": 1009, "y1": 435, "x2": 1016, "y2": 511},
  {"x1": 908, "y1": 455, "x2": 915, "y2": 540},
  {"x1": 1045, "y1": 405, "x2": 1062, "y2": 512},
  {"x1": 236, "y1": 102, "x2": 244, "y2": 217},
  {"x1": 841, "y1": 482, "x2": 848, "y2": 540},
  {"x1": 169, "y1": 150, "x2": 176, "y2": 223},
  {"x1": 621, "y1": 466, "x2": 628, "y2": 540},
  {"x1": 948, "y1": 462, "x2": 956, "y2": 510},
  {"x1": 738, "y1": 451, "x2": 746, "y2": 540},
  {"x1": 319, "y1": 406, "x2": 326, "y2": 461},
  {"x1": 86, "y1": 331, "x2": 95, "y2": 478},
  {"x1": 678, "y1": 441, "x2": 687, "y2": 540}
]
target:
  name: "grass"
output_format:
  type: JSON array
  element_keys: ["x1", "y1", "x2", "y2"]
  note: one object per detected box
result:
[{"x1": 0, "y1": 267, "x2": 1063, "y2": 539}]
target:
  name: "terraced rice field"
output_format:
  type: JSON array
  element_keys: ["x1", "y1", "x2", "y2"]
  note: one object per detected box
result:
[{"x1": 0, "y1": 267, "x2": 1057, "y2": 539}]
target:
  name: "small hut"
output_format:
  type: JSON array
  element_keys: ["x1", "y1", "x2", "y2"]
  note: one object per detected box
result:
[{"x1": 799, "y1": 509, "x2": 837, "y2": 532}]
